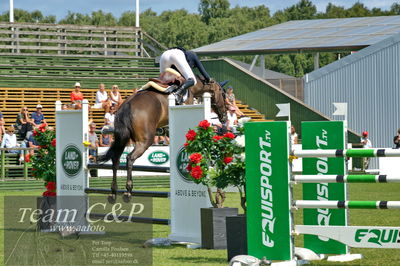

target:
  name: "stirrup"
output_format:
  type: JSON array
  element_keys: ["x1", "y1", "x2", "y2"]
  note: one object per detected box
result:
[
  {"x1": 175, "y1": 93, "x2": 184, "y2": 105},
  {"x1": 165, "y1": 85, "x2": 178, "y2": 94}
]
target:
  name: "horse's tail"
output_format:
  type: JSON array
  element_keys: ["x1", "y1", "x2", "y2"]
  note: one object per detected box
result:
[{"x1": 97, "y1": 127, "x2": 130, "y2": 164}]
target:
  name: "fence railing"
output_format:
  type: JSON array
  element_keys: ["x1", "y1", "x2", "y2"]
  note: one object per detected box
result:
[
  {"x1": 0, "y1": 147, "x2": 35, "y2": 180},
  {"x1": 0, "y1": 22, "x2": 143, "y2": 57}
]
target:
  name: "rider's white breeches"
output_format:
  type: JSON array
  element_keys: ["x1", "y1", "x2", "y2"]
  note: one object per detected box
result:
[{"x1": 159, "y1": 49, "x2": 197, "y2": 85}]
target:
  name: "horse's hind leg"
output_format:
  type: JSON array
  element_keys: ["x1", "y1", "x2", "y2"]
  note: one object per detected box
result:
[
  {"x1": 108, "y1": 155, "x2": 121, "y2": 204},
  {"x1": 123, "y1": 139, "x2": 153, "y2": 202}
]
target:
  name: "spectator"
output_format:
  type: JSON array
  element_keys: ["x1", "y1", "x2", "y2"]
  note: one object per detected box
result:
[
  {"x1": 27, "y1": 132, "x2": 39, "y2": 156},
  {"x1": 70, "y1": 82, "x2": 84, "y2": 109},
  {"x1": 1, "y1": 126, "x2": 24, "y2": 163},
  {"x1": 208, "y1": 108, "x2": 225, "y2": 135},
  {"x1": 225, "y1": 86, "x2": 244, "y2": 117},
  {"x1": 88, "y1": 123, "x2": 99, "y2": 161},
  {"x1": 0, "y1": 111, "x2": 5, "y2": 142},
  {"x1": 361, "y1": 131, "x2": 372, "y2": 169},
  {"x1": 394, "y1": 129, "x2": 400, "y2": 149},
  {"x1": 15, "y1": 106, "x2": 33, "y2": 139},
  {"x1": 226, "y1": 106, "x2": 238, "y2": 133},
  {"x1": 154, "y1": 134, "x2": 170, "y2": 145},
  {"x1": 93, "y1": 83, "x2": 110, "y2": 112},
  {"x1": 99, "y1": 131, "x2": 113, "y2": 147},
  {"x1": 31, "y1": 104, "x2": 46, "y2": 127},
  {"x1": 110, "y1": 85, "x2": 123, "y2": 109},
  {"x1": 104, "y1": 105, "x2": 116, "y2": 128},
  {"x1": 290, "y1": 125, "x2": 299, "y2": 145}
]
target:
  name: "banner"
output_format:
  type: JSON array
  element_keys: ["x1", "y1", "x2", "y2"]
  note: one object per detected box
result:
[
  {"x1": 245, "y1": 121, "x2": 292, "y2": 260},
  {"x1": 302, "y1": 121, "x2": 348, "y2": 255}
]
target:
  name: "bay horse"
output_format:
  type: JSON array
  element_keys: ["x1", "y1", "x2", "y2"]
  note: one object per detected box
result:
[{"x1": 98, "y1": 77, "x2": 227, "y2": 202}]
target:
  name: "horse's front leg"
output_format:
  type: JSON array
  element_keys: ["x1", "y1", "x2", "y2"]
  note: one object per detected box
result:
[{"x1": 123, "y1": 140, "x2": 153, "y2": 202}]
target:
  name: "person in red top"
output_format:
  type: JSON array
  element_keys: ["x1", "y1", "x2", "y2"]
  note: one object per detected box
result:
[{"x1": 70, "y1": 82, "x2": 85, "y2": 109}]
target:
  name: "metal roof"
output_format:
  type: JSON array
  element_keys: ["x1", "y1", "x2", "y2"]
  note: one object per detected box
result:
[
  {"x1": 193, "y1": 16, "x2": 400, "y2": 55},
  {"x1": 230, "y1": 59, "x2": 294, "y2": 79}
]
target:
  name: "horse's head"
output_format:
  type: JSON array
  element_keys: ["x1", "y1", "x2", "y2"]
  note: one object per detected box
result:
[{"x1": 206, "y1": 81, "x2": 227, "y2": 124}]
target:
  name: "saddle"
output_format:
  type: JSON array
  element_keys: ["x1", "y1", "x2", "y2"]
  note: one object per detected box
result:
[{"x1": 140, "y1": 68, "x2": 186, "y2": 93}]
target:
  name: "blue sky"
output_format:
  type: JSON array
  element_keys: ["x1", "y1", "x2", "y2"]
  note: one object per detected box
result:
[{"x1": 0, "y1": 0, "x2": 397, "y2": 21}]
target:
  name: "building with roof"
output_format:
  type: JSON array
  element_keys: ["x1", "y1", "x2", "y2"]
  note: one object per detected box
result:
[
  {"x1": 195, "y1": 16, "x2": 400, "y2": 163},
  {"x1": 194, "y1": 16, "x2": 400, "y2": 55},
  {"x1": 304, "y1": 32, "x2": 400, "y2": 151}
]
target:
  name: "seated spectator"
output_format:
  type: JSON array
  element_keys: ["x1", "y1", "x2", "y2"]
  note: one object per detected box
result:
[
  {"x1": 110, "y1": 85, "x2": 123, "y2": 109},
  {"x1": 93, "y1": 83, "x2": 110, "y2": 112},
  {"x1": 1, "y1": 126, "x2": 24, "y2": 163},
  {"x1": 103, "y1": 105, "x2": 116, "y2": 132},
  {"x1": 225, "y1": 86, "x2": 245, "y2": 117},
  {"x1": 154, "y1": 135, "x2": 170, "y2": 145},
  {"x1": 226, "y1": 106, "x2": 238, "y2": 133},
  {"x1": 88, "y1": 123, "x2": 99, "y2": 161},
  {"x1": 0, "y1": 111, "x2": 4, "y2": 142},
  {"x1": 70, "y1": 82, "x2": 85, "y2": 109},
  {"x1": 27, "y1": 132, "x2": 40, "y2": 156},
  {"x1": 99, "y1": 131, "x2": 113, "y2": 147},
  {"x1": 31, "y1": 104, "x2": 46, "y2": 127},
  {"x1": 208, "y1": 108, "x2": 226, "y2": 135},
  {"x1": 15, "y1": 106, "x2": 34, "y2": 139}
]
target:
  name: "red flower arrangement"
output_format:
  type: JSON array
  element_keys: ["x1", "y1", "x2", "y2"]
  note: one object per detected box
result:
[
  {"x1": 30, "y1": 123, "x2": 57, "y2": 196},
  {"x1": 184, "y1": 120, "x2": 246, "y2": 209}
]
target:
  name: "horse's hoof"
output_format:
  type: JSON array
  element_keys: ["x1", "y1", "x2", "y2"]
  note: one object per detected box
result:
[
  {"x1": 108, "y1": 194, "x2": 116, "y2": 204},
  {"x1": 122, "y1": 193, "x2": 131, "y2": 203}
]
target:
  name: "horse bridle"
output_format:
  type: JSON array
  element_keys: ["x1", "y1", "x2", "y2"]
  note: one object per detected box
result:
[{"x1": 203, "y1": 81, "x2": 227, "y2": 122}]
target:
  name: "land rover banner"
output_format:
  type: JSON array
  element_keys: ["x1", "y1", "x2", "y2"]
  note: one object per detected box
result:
[
  {"x1": 301, "y1": 121, "x2": 348, "y2": 255},
  {"x1": 245, "y1": 121, "x2": 292, "y2": 260}
]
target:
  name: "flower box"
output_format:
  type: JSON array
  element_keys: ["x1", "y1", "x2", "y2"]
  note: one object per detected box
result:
[
  {"x1": 36, "y1": 196, "x2": 57, "y2": 231},
  {"x1": 201, "y1": 207, "x2": 238, "y2": 249},
  {"x1": 226, "y1": 214, "x2": 247, "y2": 261}
]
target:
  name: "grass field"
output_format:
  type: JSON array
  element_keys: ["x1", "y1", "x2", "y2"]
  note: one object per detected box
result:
[{"x1": 0, "y1": 182, "x2": 400, "y2": 266}]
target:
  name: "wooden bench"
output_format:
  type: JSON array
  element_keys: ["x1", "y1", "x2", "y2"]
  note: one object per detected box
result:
[{"x1": 0, "y1": 87, "x2": 133, "y2": 129}]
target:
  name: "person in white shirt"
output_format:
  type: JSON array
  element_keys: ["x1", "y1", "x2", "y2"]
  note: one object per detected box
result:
[
  {"x1": 226, "y1": 106, "x2": 238, "y2": 133},
  {"x1": 94, "y1": 83, "x2": 110, "y2": 112},
  {"x1": 361, "y1": 131, "x2": 372, "y2": 169},
  {"x1": 1, "y1": 126, "x2": 24, "y2": 162},
  {"x1": 290, "y1": 125, "x2": 299, "y2": 145},
  {"x1": 104, "y1": 105, "x2": 116, "y2": 127},
  {"x1": 207, "y1": 108, "x2": 225, "y2": 134}
]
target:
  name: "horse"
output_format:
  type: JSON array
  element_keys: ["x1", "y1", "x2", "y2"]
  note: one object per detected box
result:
[{"x1": 98, "y1": 77, "x2": 227, "y2": 202}]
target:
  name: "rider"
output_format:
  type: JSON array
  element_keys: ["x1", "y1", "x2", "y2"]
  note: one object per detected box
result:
[{"x1": 160, "y1": 47, "x2": 211, "y2": 104}]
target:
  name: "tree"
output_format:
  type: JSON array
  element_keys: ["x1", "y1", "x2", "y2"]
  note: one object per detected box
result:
[
  {"x1": 323, "y1": 3, "x2": 347, "y2": 18},
  {"x1": 276, "y1": 55, "x2": 295, "y2": 77},
  {"x1": 199, "y1": 0, "x2": 230, "y2": 24},
  {"x1": 390, "y1": 3, "x2": 400, "y2": 15},
  {"x1": 58, "y1": 12, "x2": 91, "y2": 25},
  {"x1": 283, "y1": 0, "x2": 317, "y2": 20},
  {"x1": 90, "y1": 10, "x2": 117, "y2": 26}
]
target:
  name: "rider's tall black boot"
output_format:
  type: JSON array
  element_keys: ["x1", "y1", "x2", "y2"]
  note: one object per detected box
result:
[{"x1": 175, "y1": 78, "x2": 194, "y2": 105}]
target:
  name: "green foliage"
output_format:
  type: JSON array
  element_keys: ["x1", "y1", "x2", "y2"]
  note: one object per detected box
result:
[
  {"x1": 199, "y1": 0, "x2": 230, "y2": 24},
  {"x1": 0, "y1": 9, "x2": 55, "y2": 23},
  {"x1": 30, "y1": 124, "x2": 56, "y2": 183}
]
